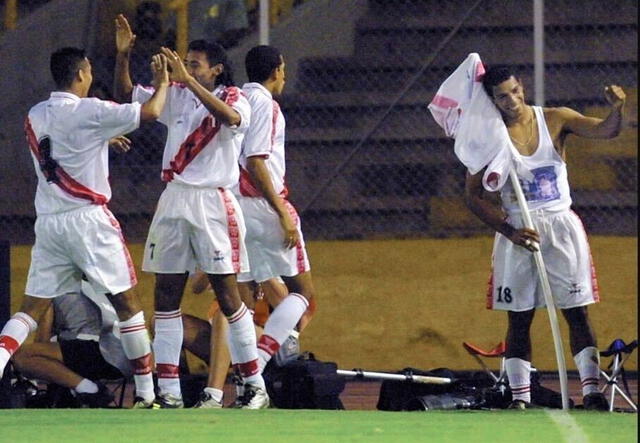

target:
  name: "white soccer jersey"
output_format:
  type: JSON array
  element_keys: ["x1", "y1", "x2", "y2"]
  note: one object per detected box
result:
[
  {"x1": 133, "y1": 83, "x2": 250, "y2": 188},
  {"x1": 25, "y1": 92, "x2": 141, "y2": 215},
  {"x1": 236, "y1": 82, "x2": 287, "y2": 197},
  {"x1": 499, "y1": 106, "x2": 572, "y2": 215}
]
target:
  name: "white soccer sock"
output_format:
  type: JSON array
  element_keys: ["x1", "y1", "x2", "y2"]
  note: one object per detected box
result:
[
  {"x1": 119, "y1": 311, "x2": 154, "y2": 402},
  {"x1": 226, "y1": 303, "x2": 264, "y2": 390},
  {"x1": 75, "y1": 378, "x2": 99, "y2": 394},
  {"x1": 574, "y1": 346, "x2": 600, "y2": 396},
  {"x1": 506, "y1": 357, "x2": 531, "y2": 403},
  {"x1": 204, "y1": 387, "x2": 224, "y2": 403},
  {"x1": 153, "y1": 310, "x2": 183, "y2": 397},
  {"x1": 0, "y1": 312, "x2": 37, "y2": 374},
  {"x1": 257, "y1": 293, "x2": 309, "y2": 371}
]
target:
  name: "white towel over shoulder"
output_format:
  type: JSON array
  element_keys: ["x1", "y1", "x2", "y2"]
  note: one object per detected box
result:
[{"x1": 428, "y1": 53, "x2": 532, "y2": 191}]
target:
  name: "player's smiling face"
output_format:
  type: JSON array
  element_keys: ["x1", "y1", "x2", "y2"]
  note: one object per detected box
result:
[
  {"x1": 491, "y1": 76, "x2": 526, "y2": 120},
  {"x1": 185, "y1": 50, "x2": 219, "y2": 90}
]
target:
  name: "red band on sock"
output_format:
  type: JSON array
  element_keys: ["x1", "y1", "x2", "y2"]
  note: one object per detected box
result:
[
  {"x1": 131, "y1": 353, "x2": 152, "y2": 375},
  {"x1": 257, "y1": 334, "x2": 280, "y2": 356},
  {"x1": 0, "y1": 335, "x2": 20, "y2": 356},
  {"x1": 156, "y1": 363, "x2": 180, "y2": 379},
  {"x1": 237, "y1": 360, "x2": 259, "y2": 377}
]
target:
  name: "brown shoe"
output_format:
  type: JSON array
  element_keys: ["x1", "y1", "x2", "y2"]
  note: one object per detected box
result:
[{"x1": 507, "y1": 399, "x2": 530, "y2": 410}]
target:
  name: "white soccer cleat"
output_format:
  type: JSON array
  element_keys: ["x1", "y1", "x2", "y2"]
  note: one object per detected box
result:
[
  {"x1": 154, "y1": 392, "x2": 184, "y2": 409},
  {"x1": 193, "y1": 391, "x2": 223, "y2": 409},
  {"x1": 238, "y1": 384, "x2": 270, "y2": 410}
]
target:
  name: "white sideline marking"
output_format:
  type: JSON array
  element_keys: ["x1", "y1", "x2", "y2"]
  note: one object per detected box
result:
[{"x1": 545, "y1": 410, "x2": 589, "y2": 443}]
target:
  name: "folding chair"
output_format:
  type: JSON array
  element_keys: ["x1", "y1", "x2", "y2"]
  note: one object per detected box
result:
[
  {"x1": 462, "y1": 341, "x2": 538, "y2": 392},
  {"x1": 103, "y1": 377, "x2": 130, "y2": 408},
  {"x1": 462, "y1": 341, "x2": 508, "y2": 392},
  {"x1": 600, "y1": 338, "x2": 637, "y2": 412}
]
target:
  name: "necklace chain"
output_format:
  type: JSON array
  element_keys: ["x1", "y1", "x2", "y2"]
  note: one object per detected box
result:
[{"x1": 509, "y1": 108, "x2": 535, "y2": 147}]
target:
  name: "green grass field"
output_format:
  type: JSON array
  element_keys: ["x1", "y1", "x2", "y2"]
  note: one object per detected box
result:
[{"x1": 0, "y1": 409, "x2": 636, "y2": 442}]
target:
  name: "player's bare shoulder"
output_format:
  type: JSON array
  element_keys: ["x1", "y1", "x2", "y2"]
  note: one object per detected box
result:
[{"x1": 540, "y1": 106, "x2": 571, "y2": 140}]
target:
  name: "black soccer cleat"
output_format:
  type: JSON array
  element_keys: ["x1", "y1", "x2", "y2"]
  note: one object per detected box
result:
[{"x1": 583, "y1": 392, "x2": 610, "y2": 411}]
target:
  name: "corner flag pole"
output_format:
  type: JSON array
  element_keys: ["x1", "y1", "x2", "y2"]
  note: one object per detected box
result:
[{"x1": 508, "y1": 166, "x2": 570, "y2": 410}]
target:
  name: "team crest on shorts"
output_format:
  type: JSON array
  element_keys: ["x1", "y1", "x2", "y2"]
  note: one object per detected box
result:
[{"x1": 213, "y1": 250, "x2": 225, "y2": 261}]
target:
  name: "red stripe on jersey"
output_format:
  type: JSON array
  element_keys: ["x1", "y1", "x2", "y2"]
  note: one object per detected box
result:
[
  {"x1": 157, "y1": 363, "x2": 180, "y2": 379},
  {"x1": 219, "y1": 188, "x2": 241, "y2": 273},
  {"x1": 102, "y1": 207, "x2": 137, "y2": 287},
  {"x1": 162, "y1": 115, "x2": 222, "y2": 182},
  {"x1": 0, "y1": 335, "x2": 20, "y2": 356},
  {"x1": 571, "y1": 210, "x2": 600, "y2": 303},
  {"x1": 270, "y1": 100, "x2": 280, "y2": 150},
  {"x1": 25, "y1": 118, "x2": 108, "y2": 205},
  {"x1": 283, "y1": 200, "x2": 307, "y2": 274},
  {"x1": 223, "y1": 86, "x2": 241, "y2": 107}
]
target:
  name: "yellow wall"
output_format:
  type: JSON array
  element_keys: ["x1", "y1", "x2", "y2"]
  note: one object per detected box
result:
[{"x1": 9, "y1": 237, "x2": 637, "y2": 372}]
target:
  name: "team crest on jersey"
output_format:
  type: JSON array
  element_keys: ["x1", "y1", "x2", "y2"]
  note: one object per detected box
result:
[{"x1": 569, "y1": 283, "x2": 582, "y2": 295}]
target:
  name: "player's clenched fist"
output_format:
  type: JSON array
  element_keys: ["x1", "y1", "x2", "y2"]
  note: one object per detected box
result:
[{"x1": 604, "y1": 85, "x2": 626, "y2": 109}]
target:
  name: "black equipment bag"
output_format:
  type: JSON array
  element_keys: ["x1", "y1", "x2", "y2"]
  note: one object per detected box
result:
[{"x1": 263, "y1": 354, "x2": 345, "y2": 409}]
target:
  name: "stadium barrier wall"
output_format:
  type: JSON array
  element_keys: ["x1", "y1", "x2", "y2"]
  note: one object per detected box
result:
[{"x1": 9, "y1": 236, "x2": 637, "y2": 372}]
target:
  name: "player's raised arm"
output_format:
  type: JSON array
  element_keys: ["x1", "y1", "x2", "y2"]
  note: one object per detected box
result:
[
  {"x1": 113, "y1": 14, "x2": 136, "y2": 102},
  {"x1": 140, "y1": 54, "x2": 169, "y2": 122},
  {"x1": 464, "y1": 169, "x2": 539, "y2": 251},
  {"x1": 160, "y1": 46, "x2": 241, "y2": 127},
  {"x1": 559, "y1": 85, "x2": 626, "y2": 139}
]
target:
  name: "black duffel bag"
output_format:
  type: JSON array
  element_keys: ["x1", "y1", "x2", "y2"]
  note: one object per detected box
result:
[{"x1": 263, "y1": 353, "x2": 345, "y2": 409}]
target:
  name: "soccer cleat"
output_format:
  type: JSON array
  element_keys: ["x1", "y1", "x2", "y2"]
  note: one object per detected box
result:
[
  {"x1": 507, "y1": 399, "x2": 530, "y2": 410},
  {"x1": 229, "y1": 373, "x2": 245, "y2": 408},
  {"x1": 131, "y1": 396, "x2": 159, "y2": 409},
  {"x1": 583, "y1": 392, "x2": 610, "y2": 411},
  {"x1": 76, "y1": 383, "x2": 114, "y2": 408},
  {"x1": 193, "y1": 390, "x2": 223, "y2": 409},
  {"x1": 154, "y1": 392, "x2": 184, "y2": 409},
  {"x1": 273, "y1": 333, "x2": 300, "y2": 367},
  {"x1": 238, "y1": 384, "x2": 270, "y2": 410}
]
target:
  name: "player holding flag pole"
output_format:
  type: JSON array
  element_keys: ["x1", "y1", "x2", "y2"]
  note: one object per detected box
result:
[{"x1": 429, "y1": 54, "x2": 624, "y2": 410}]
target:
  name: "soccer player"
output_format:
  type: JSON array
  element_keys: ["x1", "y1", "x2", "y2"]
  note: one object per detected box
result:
[
  {"x1": 0, "y1": 46, "x2": 169, "y2": 408},
  {"x1": 12, "y1": 281, "x2": 129, "y2": 408},
  {"x1": 113, "y1": 14, "x2": 268, "y2": 408},
  {"x1": 464, "y1": 66, "x2": 625, "y2": 410},
  {"x1": 234, "y1": 45, "x2": 316, "y2": 375}
]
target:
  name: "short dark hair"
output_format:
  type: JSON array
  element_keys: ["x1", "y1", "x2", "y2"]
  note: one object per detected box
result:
[
  {"x1": 245, "y1": 45, "x2": 282, "y2": 83},
  {"x1": 482, "y1": 66, "x2": 519, "y2": 98},
  {"x1": 188, "y1": 39, "x2": 234, "y2": 86},
  {"x1": 50, "y1": 47, "x2": 86, "y2": 89}
]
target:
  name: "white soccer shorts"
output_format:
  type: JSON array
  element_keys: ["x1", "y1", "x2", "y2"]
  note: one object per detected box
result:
[
  {"x1": 142, "y1": 184, "x2": 249, "y2": 275},
  {"x1": 236, "y1": 196, "x2": 310, "y2": 283},
  {"x1": 487, "y1": 209, "x2": 599, "y2": 311},
  {"x1": 25, "y1": 205, "x2": 137, "y2": 298}
]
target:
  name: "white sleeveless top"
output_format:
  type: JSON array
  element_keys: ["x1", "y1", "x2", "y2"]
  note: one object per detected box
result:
[{"x1": 500, "y1": 106, "x2": 572, "y2": 214}]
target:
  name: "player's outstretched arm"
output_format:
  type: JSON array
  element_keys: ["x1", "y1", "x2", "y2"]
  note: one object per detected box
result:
[
  {"x1": 246, "y1": 156, "x2": 300, "y2": 249},
  {"x1": 140, "y1": 54, "x2": 169, "y2": 122},
  {"x1": 160, "y1": 47, "x2": 241, "y2": 127},
  {"x1": 113, "y1": 14, "x2": 136, "y2": 102},
  {"x1": 464, "y1": 169, "x2": 539, "y2": 251},
  {"x1": 559, "y1": 85, "x2": 626, "y2": 139}
]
